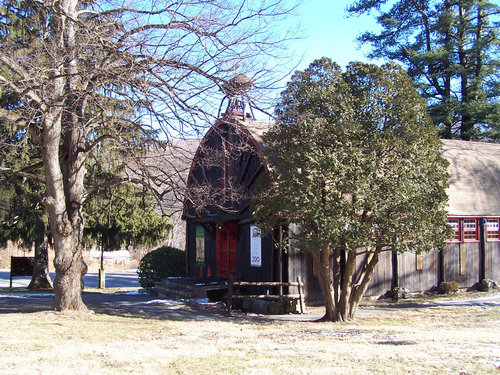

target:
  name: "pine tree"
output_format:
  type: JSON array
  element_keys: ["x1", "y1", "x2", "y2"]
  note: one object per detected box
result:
[{"x1": 347, "y1": 0, "x2": 500, "y2": 141}]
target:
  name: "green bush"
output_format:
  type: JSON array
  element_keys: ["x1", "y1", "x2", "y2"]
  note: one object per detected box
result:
[
  {"x1": 437, "y1": 281, "x2": 459, "y2": 294},
  {"x1": 137, "y1": 246, "x2": 186, "y2": 289}
]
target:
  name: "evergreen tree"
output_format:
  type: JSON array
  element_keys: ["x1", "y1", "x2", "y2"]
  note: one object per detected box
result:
[
  {"x1": 252, "y1": 58, "x2": 451, "y2": 322},
  {"x1": 0, "y1": 176, "x2": 53, "y2": 289},
  {"x1": 347, "y1": 0, "x2": 500, "y2": 141},
  {"x1": 0, "y1": 1, "x2": 52, "y2": 287},
  {"x1": 83, "y1": 161, "x2": 173, "y2": 261}
]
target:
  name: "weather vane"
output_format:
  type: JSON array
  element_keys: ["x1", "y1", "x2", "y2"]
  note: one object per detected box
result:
[{"x1": 219, "y1": 74, "x2": 256, "y2": 120}]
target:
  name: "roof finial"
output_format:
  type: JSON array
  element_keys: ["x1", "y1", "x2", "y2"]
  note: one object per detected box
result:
[{"x1": 219, "y1": 74, "x2": 256, "y2": 120}]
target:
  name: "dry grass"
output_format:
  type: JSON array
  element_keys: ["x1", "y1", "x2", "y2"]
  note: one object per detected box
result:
[{"x1": 0, "y1": 292, "x2": 499, "y2": 375}]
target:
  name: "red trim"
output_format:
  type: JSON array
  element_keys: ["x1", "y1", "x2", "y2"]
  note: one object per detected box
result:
[
  {"x1": 447, "y1": 215, "x2": 499, "y2": 219},
  {"x1": 462, "y1": 218, "x2": 479, "y2": 242},
  {"x1": 486, "y1": 218, "x2": 500, "y2": 242},
  {"x1": 447, "y1": 219, "x2": 461, "y2": 243},
  {"x1": 446, "y1": 216, "x2": 500, "y2": 243}
]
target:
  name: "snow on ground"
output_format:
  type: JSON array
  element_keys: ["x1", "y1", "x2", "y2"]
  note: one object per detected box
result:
[
  {"x1": 144, "y1": 299, "x2": 185, "y2": 306},
  {"x1": 113, "y1": 290, "x2": 143, "y2": 296},
  {"x1": 0, "y1": 293, "x2": 54, "y2": 298}
]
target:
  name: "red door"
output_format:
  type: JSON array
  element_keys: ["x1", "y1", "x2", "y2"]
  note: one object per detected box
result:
[{"x1": 216, "y1": 224, "x2": 237, "y2": 277}]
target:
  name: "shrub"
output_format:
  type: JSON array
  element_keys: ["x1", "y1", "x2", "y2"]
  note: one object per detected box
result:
[
  {"x1": 137, "y1": 246, "x2": 186, "y2": 289},
  {"x1": 437, "y1": 281, "x2": 459, "y2": 294}
]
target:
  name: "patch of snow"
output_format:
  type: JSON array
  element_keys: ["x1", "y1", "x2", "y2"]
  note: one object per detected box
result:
[
  {"x1": 144, "y1": 299, "x2": 184, "y2": 306},
  {"x1": 477, "y1": 358, "x2": 500, "y2": 366},
  {"x1": 193, "y1": 298, "x2": 210, "y2": 304},
  {"x1": 114, "y1": 290, "x2": 143, "y2": 296},
  {"x1": 436, "y1": 295, "x2": 500, "y2": 306},
  {"x1": 424, "y1": 360, "x2": 454, "y2": 365},
  {"x1": 0, "y1": 293, "x2": 54, "y2": 299}
]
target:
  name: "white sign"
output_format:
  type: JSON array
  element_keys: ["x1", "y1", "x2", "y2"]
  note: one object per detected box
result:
[{"x1": 250, "y1": 226, "x2": 262, "y2": 267}]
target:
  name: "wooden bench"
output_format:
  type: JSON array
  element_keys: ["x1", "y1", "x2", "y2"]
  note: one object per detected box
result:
[{"x1": 226, "y1": 275, "x2": 305, "y2": 314}]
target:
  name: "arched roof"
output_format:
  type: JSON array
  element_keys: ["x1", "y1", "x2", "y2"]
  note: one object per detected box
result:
[
  {"x1": 183, "y1": 131, "x2": 500, "y2": 219},
  {"x1": 195, "y1": 117, "x2": 270, "y2": 163},
  {"x1": 183, "y1": 116, "x2": 272, "y2": 221}
]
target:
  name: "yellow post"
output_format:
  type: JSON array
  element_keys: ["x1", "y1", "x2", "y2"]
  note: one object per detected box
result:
[{"x1": 98, "y1": 268, "x2": 106, "y2": 289}]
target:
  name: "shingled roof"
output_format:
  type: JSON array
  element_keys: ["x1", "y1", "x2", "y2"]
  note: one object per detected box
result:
[{"x1": 441, "y1": 139, "x2": 500, "y2": 216}]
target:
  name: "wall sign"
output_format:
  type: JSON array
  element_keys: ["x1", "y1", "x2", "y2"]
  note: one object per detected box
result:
[
  {"x1": 195, "y1": 226, "x2": 205, "y2": 267},
  {"x1": 250, "y1": 226, "x2": 262, "y2": 267}
]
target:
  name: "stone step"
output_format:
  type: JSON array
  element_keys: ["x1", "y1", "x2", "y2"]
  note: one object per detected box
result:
[{"x1": 154, "y1": 281, "x2": 196, "y2": 299}]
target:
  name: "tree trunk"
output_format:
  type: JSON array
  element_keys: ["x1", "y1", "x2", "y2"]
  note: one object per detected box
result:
[
  {"x1": 312, "y1": 244, "x2": 354, "y2": 322},
  {"x1": 311, "y1": 244, "x2": 346, "y2": 322},
  {"x1": 348, "y1": 249, "x2": 380, "y2": 318},
  {"x1": 457, "y1": 3, "x2": 473, "y2": 140},
  {"x1": 332, "y1": 247, "x2": 342, "y2": 309},
  {"x1": 338, "y1": 248, "x2": 357, "y2": 321},
  {"x1": 40, "y1": 0, "x2": 88, "y2": 311},
  {"x1": 28, "y1": 220, "x2": 53, "y2": 289},
  {"x1": 42, "y1": 111, "x2": 88, "y2": 311},
  {"x1": 41, "y1": 105, "x2": 88, "y2": 310},
  {"x1": 52, "y1": 233, "x2": 87, "y2": 311},
  {"x1": 442, "y1": 0, "x2": 453, "y2": 139}
]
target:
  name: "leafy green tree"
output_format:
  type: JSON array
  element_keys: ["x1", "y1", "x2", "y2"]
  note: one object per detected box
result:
[
  {"x1": 347, "y1": 0, "x2": 500, "y2": 141},
  {"x1": 0, "y1": 0, "x2": 296, "y2": 311},
  {"x1": 252, "y1": 58, "x2": 451, "y2": 322}
]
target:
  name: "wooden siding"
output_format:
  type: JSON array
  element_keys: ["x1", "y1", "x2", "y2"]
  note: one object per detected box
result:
[
  {"x1": 238, "y1": 223, "x2": 276, "y2": 293},
  {"x1": 443, "y1": 243, "x2": 481, "y2": 286},
  {"x1": 359, "y1": 241, "x2": 499, "y2": 297},
  {"x1": 396, "y1": 251, "x2": 439, "y2": 293},
  {"x1": 285, "y1": 224, "x2": 323, "y2": 302},
  {"x1": 287, "y1": 240, "x2": 499, "y2": 300},
  {"x1": 287, "y1": 248, "x2": 323, "y2": 302},
  {"x1": 360, "y1": 251, "x2": 392, "y2": 297},
  {"x1": 485, "y1": 242, "x2": 500, "y2": 281}
]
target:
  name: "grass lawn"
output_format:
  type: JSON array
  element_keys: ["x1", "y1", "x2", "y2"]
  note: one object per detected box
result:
[{"x1": 0, "y1": 289, "x2": 499, "y2": 374}]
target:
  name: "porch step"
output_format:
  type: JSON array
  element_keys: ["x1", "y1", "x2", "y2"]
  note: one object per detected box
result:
[
  {"x1": 154, "y1": 280, "x2": 196, "y2": 299},
  {"x1": 153, "y1": 277, "x2": 227, "y2": 300}
]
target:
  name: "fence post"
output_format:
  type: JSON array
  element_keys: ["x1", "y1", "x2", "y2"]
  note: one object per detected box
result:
[
  {"x1": 226, "y1": 274, "x2": 234, "y2": 315},
  {"x1": 297, "y1": 276, "x2": 305, "y2": 314}
]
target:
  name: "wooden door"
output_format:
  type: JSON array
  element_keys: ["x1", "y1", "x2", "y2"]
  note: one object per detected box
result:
[{"x1": 216, "y1": 224, "x2": 237, "y2": 277}]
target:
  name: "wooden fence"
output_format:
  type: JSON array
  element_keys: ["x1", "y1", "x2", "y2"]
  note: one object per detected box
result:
[{"x1": 226, "y1": 275, "x2": 305, "y2": 314}]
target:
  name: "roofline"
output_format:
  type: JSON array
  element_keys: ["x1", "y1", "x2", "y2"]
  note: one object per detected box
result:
[{"x1": 182, "y1": 116, "x2": 270, "y2": 220}]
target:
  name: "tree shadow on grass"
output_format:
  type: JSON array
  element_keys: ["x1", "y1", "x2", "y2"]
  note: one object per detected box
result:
[
  {"x1": 0, "y1": 291, "x2": 229, "y2": 322},
  {"x1": 0, "y1": 298, "x2": 53, "y2": 314}
]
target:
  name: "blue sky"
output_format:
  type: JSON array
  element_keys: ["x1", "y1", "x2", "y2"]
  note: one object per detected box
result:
[{"x1": 289, "y1": 0, "x2": 381, "y2": 71}]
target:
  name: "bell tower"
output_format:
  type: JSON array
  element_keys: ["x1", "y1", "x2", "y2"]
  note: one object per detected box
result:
[{"x1": 219, "y1": 74, "x2": 256, "y2": 119}]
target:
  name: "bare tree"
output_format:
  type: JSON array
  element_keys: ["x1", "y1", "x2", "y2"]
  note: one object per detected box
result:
[{"x1": 0, "y1": 0, "x2": 298, "y2": 311}]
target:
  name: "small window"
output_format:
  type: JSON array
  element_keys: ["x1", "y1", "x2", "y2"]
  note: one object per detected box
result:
[
  {"x1": 416, "y1": 253, "x2": 423, "y2": 271},
  {"x1": 487, "y1": 219, "x2": 499, "y2": 241},
  {"x1": 463, "y1": 219, "x2": 478, "y2": 241},
  {"x1": 447, "y1": 219, "x2": 460, "y2": 242}
]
